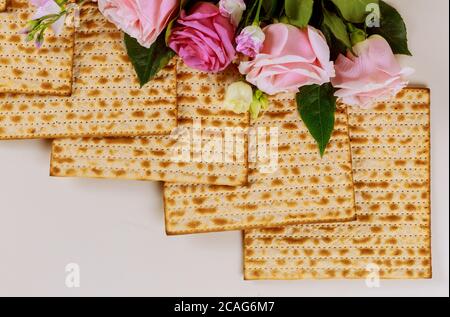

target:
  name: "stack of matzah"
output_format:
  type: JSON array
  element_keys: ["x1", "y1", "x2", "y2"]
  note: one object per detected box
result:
[
  {"x1": 244, "y1": 89, "x2": 432, "y2": 280},
  {"x1": 0, "y1": 0, "x2": 74, "y2": 95},
  {"x1": 0, "y1": 1, "x2": 432, "y2": 281},
  {"x1": 50, "y1": 61, "x2": 249, "y2": 186},
  {"x1": 163, "y1": 95, "x2": 356, "y2": 235},
  {"x1": 1, "y1": 2, "x2": 177, "y2": 139}
]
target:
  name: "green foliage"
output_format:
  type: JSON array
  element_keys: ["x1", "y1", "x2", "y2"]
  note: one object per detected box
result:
[
  {"x1": 285, "y1": 0, "x2": 314, "y2": 28},
  {"x1": 330, "y1": 0, "x2": 379, "y2": 23},
  {"x1": 124, "y1": 33, "x2": 175, "y2": 88},
  {"x1": 368, "y1": 0, "x2": 411, "y2": 55},
  {"x1": 297, "y1": 83, "x2": 337, "y2": 157}
]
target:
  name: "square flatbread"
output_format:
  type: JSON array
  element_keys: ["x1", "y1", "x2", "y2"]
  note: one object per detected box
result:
[
  {"x1": 163, "y1": 92, "x2": 356, "y2": 235},
  {"x1": 244, "y1": 88, "x2": 432, "y2": 280},
  {"x1": 0, "y1": 0, "x2": 74, "y2": 95},
  {"x1": 50, "y1": 60, "x2": 249, "y2": 186},
  {"x1": 0, "y1": 3, "x2": 177, "y2": 139}
]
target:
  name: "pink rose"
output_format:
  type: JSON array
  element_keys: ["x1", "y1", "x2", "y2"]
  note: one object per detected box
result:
[
  {"x1": 239, "y1": 24, "x2": 335, "y2": 95},
  {"x1": 236, "y1": 25, "x2": 265, "y2": 58},
  {"x1": 332, "y1": 35, "x2": 414, "y2": 108},
  {"x1": 169, "y1": 2, "x2": 236, "y2": 73},
  {"x1": 98, "y1": 0, "x2": 179, "y2": 48}
]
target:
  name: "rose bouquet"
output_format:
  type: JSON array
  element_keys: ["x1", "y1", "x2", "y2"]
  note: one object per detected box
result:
[{"x1": 25, "y1": 0, "x2": 413, "y2": 156}]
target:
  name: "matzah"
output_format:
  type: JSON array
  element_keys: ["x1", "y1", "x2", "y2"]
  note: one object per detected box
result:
[
  {"x1": 163, "y1": 92, "x2": 356, "y2": 235},
  {"x1": 50, "y1": 60, "x2": 249, "y2": 186},
  {"x1": 244, "y1": 88, "x2": 432, "y2": 280},
  {"x1": 0, "y1": 0, "x2": 74, "y2": 95},
  {"x1": 0, "y1": 3, "x2": 177, "y2": 139}
]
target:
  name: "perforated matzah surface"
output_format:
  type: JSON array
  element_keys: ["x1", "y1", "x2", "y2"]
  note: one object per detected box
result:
[
  {"x1": 0, "y1": 0, "x2": 6, "y2": 12},
  {"x1": 0, "y1": 3, "x2": 177, "y2": 139},
  {"x1": 50, "y1": 60, "x2": 249, "y2": 186},
  {"x1": 0, "y1": 0, "x2": 74, "y2": 95},
  {"x1": 244, "y1": 88, "x2": 432, "y2": 280},
  {"x1": 163, "y1": 92, "x2": 356, "y2": 235}
]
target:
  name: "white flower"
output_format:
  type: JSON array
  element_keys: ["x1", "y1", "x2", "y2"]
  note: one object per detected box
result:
[
  {"x1": 236, "y1": 25, "x2": 266, "y2": 58},
  {"x1": 223, "y1": 81, "x2": 253, "y2": 114},
  {"x1": 219, "y1": 0, "x2": 246, "y2": 26}
]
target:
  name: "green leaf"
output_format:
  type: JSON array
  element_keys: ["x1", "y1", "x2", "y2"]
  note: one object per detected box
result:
[
  {"x1": 124, "y1": 32, "x2": 175, "y2": 88},
  {"x1": 262, "y1": 0, "x2": 278, "y2": 17},
  {"x1": 285, "y1": 0, "x2": 314, "y2": 28},
  {"x1": 322, "y1": 9, "x2": 352, "y2": 49},
  {"x1": 330, "y1": 0, "x2": 379, "y2": 23},
  {"x1": 261, "y1": 0, "x2": 285, "y2": 21},
  {"x1": 368, "y1": 0, "x2": 411, "y2": 55},
  {"x1": 320, "y1": 24, "x2": 348, "y2": 60},
  {"x1": 296, "y1": 83, "x2": 337, "y2": 157}
]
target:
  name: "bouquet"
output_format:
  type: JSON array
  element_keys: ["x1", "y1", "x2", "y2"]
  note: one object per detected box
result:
[{"x1": 24, "y1": 0, "x2": 413, "y2": 156}]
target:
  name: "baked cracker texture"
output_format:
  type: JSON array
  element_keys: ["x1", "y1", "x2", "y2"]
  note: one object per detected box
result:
[
  {"x1": 244, "y1": 88, "x2": 432, "y2": 280},
  {"x1": 0, "y1": 3, "x2": 177, "y2": 139},
  {"x1": 0, "y1": 0, "x2": 74, "y2": 95},
  {"x1": 50, "y1": 59, "x2": 249, "y2": 186},
  {"x1": 163, "y1": 92, "x2": 356, "y2": 235},
  {"x1": 0, "y1": 0, "x2": 7, "y2": 12}
]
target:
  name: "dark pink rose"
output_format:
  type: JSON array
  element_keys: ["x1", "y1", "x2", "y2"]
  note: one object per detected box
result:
[{"x1": 169, "y1": 2, "x2": 236, "y2": 72}]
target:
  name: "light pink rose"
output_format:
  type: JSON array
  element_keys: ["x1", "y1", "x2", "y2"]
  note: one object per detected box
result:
[
  {"x1": 236, "y1": 25, "x2": 265, "y2": 58},
  {"x1": 169, "y1": 2, "x2": 236, "y2": 73},
  {"x1": 332, "y1": 35, "x2": 414, "y2": 108},
  {"x1": 98, "y1": 0, "x2": 179, "y2": 48},
  {"x1": 239, "y1": 23, "x2": 335, "y2": 95}
]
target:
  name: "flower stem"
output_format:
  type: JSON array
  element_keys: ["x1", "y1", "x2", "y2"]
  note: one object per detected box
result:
[{"x1": 254, "y1": 0, "x2": 264, "y2": 24}]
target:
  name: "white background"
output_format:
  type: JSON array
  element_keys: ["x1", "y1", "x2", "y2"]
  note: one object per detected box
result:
[{"x1": 0, "y1": 0, "x2": 448, "y2": 297}]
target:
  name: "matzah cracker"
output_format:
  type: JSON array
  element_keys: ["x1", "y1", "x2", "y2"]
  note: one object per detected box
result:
[
  {"x1": 0, "y1": 3, "x2": 177, "y2": 139},
  {"x1": 50, "y1": 60, "x2": 249, "y2": 186},
  {"x1": 163, "y1": 93, "x2": 356, "y2": 235},
  {"x1": 0, "y1": 0, "x2": 74, "y2": 95},
  {"x1": 244, "y1": 88, "x2": 432, "y2": 280}
]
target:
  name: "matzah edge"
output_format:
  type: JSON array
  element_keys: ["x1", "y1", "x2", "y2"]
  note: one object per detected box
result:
[{"x1": 243, "y1": 87, "x2": 432, "y2": 280}]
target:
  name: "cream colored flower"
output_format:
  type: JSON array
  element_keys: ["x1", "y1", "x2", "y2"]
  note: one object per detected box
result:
[{"x1": 223, "y1": 81, "x2": 253, "y2": 114}]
